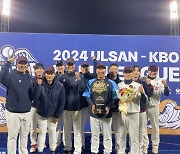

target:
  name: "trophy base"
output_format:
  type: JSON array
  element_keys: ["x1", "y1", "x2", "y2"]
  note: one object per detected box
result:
[{"x1": 94, "y1": 106, "x2": 106, "y2": 114}]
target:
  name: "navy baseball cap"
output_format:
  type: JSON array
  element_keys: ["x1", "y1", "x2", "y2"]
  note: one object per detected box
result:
[
  {"x1": 66, "y1": 58, "x2": 74, "y2": 65},
  {"x1": 96, "y1": 63, "x2": 106, "y2": 69},
  {"x1": 56, "y1": 61, "x2": 64, "y2": 66},
  {"x1": 81, "y1": 62, "x2": 89, "y2": 68},
  {"x1": 16, "y1": 56, "x2": 28, "y2": 64},
  {"x1": 123, "y1": 66, "x2": 133, "y2": 73},
  {"x1": 148, "y1": 65, "x2": 158, "y2": 72},
  {"x1": 45, "y1": 66, "x2": 55, "y2": 73},
  {"x1": 33, "y1": 63, "x2": 44, "y2": 69}
]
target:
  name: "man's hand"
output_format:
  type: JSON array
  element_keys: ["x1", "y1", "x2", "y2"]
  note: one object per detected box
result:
[
  {"x1": 105, "y1": 107, "x2": 109, "y2": 114},
  {"x1": 7, "y1": 57, "x2": 16, "y2": 63},
  {"x1": 75, "y1": 72, "x2": 81, "y2": 80},
  {"x1": 37, "y1": 78, "x2": 43, "y2": 85},
  {"x1": 91, "y1": 56, "x2": 96, "y2": 60},
  {"x1": 118, "y1": 100, "x2": 124, "y2": 105},
  {"x1": 53, "y1": 118, "x2": 59, "y2": 123},
  {"x1": 138, "y1": 85, "x2": 144, "y2": 94},
  {"x1": 146, "y1": 78, "x2": 151, "y2": 85},
  {"x1": 162, "y1": 79, "x2": 167, "y2": 86},
  {"x1": 92, "y1": 105, "x2": 95, "y2": 114}
]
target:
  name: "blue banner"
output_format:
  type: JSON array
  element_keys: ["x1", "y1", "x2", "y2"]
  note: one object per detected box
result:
[{"x1": 0, "y1": 33, "x2": 179, "y2": 133}]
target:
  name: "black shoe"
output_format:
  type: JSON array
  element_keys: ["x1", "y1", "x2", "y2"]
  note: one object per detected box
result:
[
  {"x1": 91, "y1": 153, "x2": 97, "y2": 154},
  {"x1": 63, "y1": 150, "x2": 72, "y2": 154},
  {"x1": 55, "y1": 145, "x2": 60, "y2": 152},
  {"x1": 81, "y1": 146, "x2": 85, "y2": 153}
]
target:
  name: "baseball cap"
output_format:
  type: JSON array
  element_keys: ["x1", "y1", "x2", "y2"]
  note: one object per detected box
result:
[
  {"x1": 66, "y1": 58, "x2": 74, "y2": 65},
  {"x1": 16, "y1": 56, "x2": 28, "y2": 64},
  {"x1": 148, "y1": 65, "x2": 158, "y2": 72},
  {"x1": 96, "y1": 63, "x2": 106, "y2": 69},
  {"x1": 81, "y1": 62, "x2": 89, "y2": 68},
  {"x1": 45, "y1": 66, "x2": 55, "y2": 73},
  {"x1": 123, "y1": 66, "x2": 133, "y2": 73},
  {"x1": 56, "y1": 61, "x2": 64, "y2": 66},
  {"x1": 33, "y1": 63, "x2": 44, "y2": 69}
]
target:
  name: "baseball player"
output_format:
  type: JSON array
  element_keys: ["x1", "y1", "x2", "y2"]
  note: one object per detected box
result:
[
  {"x1": 30, "y1": 63, "x2": 44, "y2": 153},
  {"x1": 117, "y1": 66, "x2": 144, "y2": 154},
  {"x1": 58, "y1": 58, "x2": 86, "y2": 154},
  {"x1": 132, "y1": 65, "x2": 153, "y2": 154},
  {"x1": 0, "y1": 56, "x2": 33, "y2": 154},
  {"x1": 34, "y1": 66, "x2": 65, "y2": 154},
  {"x1": 106, "y1": 63, "x2": 122, "y2": 152},
  {"x1": 55, "y1": 60, "x2": 65, "y2": 151},
  {"x1": 145, "y1": 65, "x2": 169, "y2": 154},
  {"x1": 79, "y1": 56, "x2": 98, "y2": 152},
  {"x1": 83, "y1": 63, "x2": 118, "y2": 154}
]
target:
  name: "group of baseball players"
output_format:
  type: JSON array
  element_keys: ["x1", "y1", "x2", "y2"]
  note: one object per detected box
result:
[{"x1": 0, "y1": 55, "x2": 169, "y2": 154}]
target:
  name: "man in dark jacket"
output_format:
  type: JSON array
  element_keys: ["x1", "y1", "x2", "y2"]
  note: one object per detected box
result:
[
  {"x1": 106, "y1": 63, "x2": 122, "y2": 152},
  {"x1": 30, "y1": 63, "x2": 44, "y2": 153},
  {"x1": 79, "y1": 56, "x2": 98, "y2": 151},
  {"x1": 59, "y1": 58, "x2": 86, "y2": 154},
  {"x1": 132, "y1": 65, "x2": 153, "y2": 154},
  {"x1": 34, "y1": 66, "x2": 65, "y2": 154},
  {"x1": 83, "y1": 63, "x2": 118, "y2": 154},
  {"x1": 0, "y1": 56, "x2": 33, "y2": 154},
  {"x1": 55, "y1": 60, "x2": 65, "y2": 151}
]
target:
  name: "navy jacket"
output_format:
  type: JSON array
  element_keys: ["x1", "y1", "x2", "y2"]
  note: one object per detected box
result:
[
  {"x1": 136, "y1": 78, "x2": 154, "y2": 112},
  {"x1": 107, "y1": 73, "x2": 121, "y2": 112},
  {"x1": 34, "y1": 79, "x2": 65, "y2": 118},
  {"x1": 0, "y1": 61, "x2": 33, "y2": 113},
  {"x1": 83, "y1": 77, "x2": 118, "y2": 118},
  {"x1": 80, "y1": 59, "x2": 98, "y2": 109},
  {"x1": 31, "y1": 76, "x2": 40, "y2": 108},
  {"x1": 59, "y1": 71, "x2": 86, "y2": 111},
  {"x1": 80, "y1": 72, "x2": 96, "y2": 109}
]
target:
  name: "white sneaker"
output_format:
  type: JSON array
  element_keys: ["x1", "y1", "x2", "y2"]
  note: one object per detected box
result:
[
  {"x1": 30, "y1": 144, "x2": 37, "y2": 152},
  {"x1": 152, "y1": 146, "x2": 158, "y2": 154}
]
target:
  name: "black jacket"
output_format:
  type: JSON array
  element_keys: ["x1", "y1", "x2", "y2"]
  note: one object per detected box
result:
[
  {"x1": 34, "y1": 79, "x2": 65, "y2": 118},
  {"x1": 0, "y1": 61, "x2": 33, "y2": 113},
  {"x1": 59, "y1": 71, "x2": 86, "y2": 111},
  {"x1": 136, "y1": 78, "x2": 154, "y2": 112},
  {"x1": 83, "y1": 77, "x2": 118, "y2": 118},
  {"x1": 107, "y1": 73, "x2": 121, "y2": 112}
]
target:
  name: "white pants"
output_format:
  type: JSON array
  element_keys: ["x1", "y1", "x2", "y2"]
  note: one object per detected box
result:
[
  {"x1": 30, "y1": 107, "x2": 38, "y2": 145},
  {"x1": 146, "y1": 105, "x2": 159, "y2": 148},
  {"x1": 81, "y1": 107, "x2": 89, "y2": 147},
  {"x1": 5, "y1": 109, "x2": 31, "y2": 154},
  {"x1": 37, "y1": 114, "x2": 57, "y2": 152},
  {"x1": 139, "y1": 112, "x2": 149, "y2": 152},
  {"x1": 90, "y1": 116, "x2": 112, "y2": 154},
  {"x1": 63, "y1": 110, "x2": 82, "y2": 154},
  {"x1": 112, "y1": 112, "x2": 121, "y2": 152},
  {"x1": 56, "y1": 113, "x2": 63, "y2": 146},
  {"x1": 118, "y1": 112, "x2": 139, "y2": 154}
]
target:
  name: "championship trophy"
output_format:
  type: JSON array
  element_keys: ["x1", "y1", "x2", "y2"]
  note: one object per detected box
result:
[
  {"x1": 92, "y1": 80, "x2": 107, "y2": 114},
  {"x1": 94, "y1": 92, "x2": 105, "y2": 114}
]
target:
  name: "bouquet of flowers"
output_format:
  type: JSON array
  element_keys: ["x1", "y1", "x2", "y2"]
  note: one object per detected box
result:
[{"x1": 116, "y1": 86, "x2": 136, "y2": 114}]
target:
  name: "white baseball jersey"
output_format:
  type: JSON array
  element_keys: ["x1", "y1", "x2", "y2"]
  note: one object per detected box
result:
[
  {"x1": 147, "y1": 77, "x2": 167, "y2": 107},
  {"x1": 118, "y1": 81, "x2": 142, "y2": 113}
]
